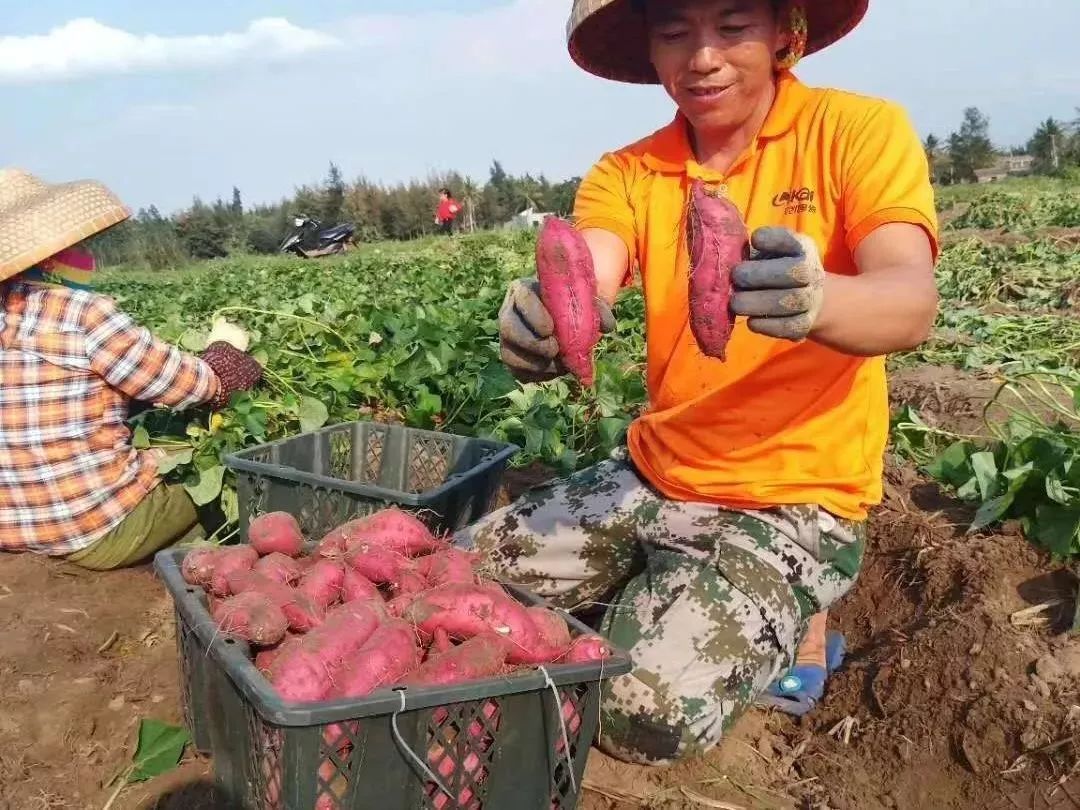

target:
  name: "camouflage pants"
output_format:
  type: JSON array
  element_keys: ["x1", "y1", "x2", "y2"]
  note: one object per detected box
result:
[{"x1": 456, "y1": 456, "x2": 864, "y2": 766}]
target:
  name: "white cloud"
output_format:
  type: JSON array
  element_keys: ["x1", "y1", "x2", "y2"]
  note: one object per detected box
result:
[
  {"x1": 0, "y1": 17, "x2": 340, "y2": 84},
  {"x1": 337, "y1": 0, "x2": 569, "y2": 77}
]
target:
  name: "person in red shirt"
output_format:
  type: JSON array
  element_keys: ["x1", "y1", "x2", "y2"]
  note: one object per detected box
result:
[{"x1": 434, "y1": 187, "x2": 462, "y2": 235}]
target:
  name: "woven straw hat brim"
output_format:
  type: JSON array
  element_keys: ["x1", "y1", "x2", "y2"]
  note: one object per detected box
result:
[
  {"x1": 568, "y1": 0, "x2": 869, "y2": 84},
  {"x1": 0, "y1": 168, "x2": 131, "y2": 282}
]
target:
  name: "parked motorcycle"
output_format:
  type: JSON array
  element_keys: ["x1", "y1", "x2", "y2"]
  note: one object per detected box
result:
[{"x1": 278, "y1": 214, "x2": 356, "y2": 258}]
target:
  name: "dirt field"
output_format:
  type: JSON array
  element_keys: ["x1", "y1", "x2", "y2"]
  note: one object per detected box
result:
[{"x1": 3, "y1": 366, "x2": 1080, "y2": 810}]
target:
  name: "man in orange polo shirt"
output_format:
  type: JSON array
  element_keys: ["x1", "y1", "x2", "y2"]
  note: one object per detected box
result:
[{"x1": 461, "y1": 0, "x2": 938, "y2": 766}]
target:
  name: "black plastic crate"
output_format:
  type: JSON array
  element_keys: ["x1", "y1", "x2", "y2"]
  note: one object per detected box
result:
[
  {"x1": 225, "y1": 421, "x2": 518, "y2": 539},
  {"x1": 156, "y1": 548, "x2": 631, "y2": 810}
]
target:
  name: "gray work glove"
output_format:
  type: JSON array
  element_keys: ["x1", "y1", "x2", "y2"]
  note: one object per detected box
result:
[
  {"x1": 498, "y1": 278, "x2": 616, "y2": 383},
  {"x1": 732, "y1": 227, "x2": 825, "y2": 341}
]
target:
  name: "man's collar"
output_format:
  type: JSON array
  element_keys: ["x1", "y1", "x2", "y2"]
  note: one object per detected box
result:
[{"x1": 640, "y1": 70, "x2": 811, "y2": 178}]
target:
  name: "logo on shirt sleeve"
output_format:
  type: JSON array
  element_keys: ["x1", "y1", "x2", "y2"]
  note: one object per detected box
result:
[{"x1": 772, "y1": 187, "x2": 817, "y2": 215}]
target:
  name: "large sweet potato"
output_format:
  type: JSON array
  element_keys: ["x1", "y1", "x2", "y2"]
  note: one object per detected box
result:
[
  {"x1": 405, "y1": 634, "x2": 512, "y2": 686},
  {"x1": 687, "y1": 179, "x2": 749, "y2": 361},
  {"x1": 535, "y1": 216, "x2": 601, "y2": 386},
  {"x1": 211, "y1": 591, "x2": 288, "y2": 646},
  {"x1": 247, "y1": 511, "x2": 304, "y2": 557}
]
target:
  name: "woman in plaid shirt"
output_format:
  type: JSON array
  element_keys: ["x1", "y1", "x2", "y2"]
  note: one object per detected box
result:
[{"x1": 0, "y1": 168, "x2": 262, "y2": 570}]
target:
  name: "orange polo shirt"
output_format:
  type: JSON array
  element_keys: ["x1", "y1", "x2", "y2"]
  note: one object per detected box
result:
[{"x1": 574, "y1": 71, "x2": 938, "y2": 521}]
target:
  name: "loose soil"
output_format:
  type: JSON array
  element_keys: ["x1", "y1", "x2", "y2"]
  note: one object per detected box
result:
[{"x1": 2, "y1": 366, "x2": 1079, "y2": 810}]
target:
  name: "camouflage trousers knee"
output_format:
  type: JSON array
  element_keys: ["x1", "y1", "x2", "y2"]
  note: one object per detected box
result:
[{"x1": 456, "y1": 455, "x2": 865, "y2": 767}]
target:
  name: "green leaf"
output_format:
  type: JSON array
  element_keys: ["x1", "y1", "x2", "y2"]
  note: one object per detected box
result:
[
  {"x1": 598, "y1": 417, "x2": 630, "y2": 450},
  {"x1": 298, "y1": 397, "x2": 329, "y2": 433},
  {"x1": 925, "y1": 441, "x2": 976, "y2": 488},
  {"x1": 1046, "y1": 471, "x2": 1072, "y2": 505},
  {"x1": 1030, "y1": 503, "x2": 1080, "y2": 557},
  {"x1": 127, "y1": 719, "x2": 190, "y2": 783},
  {"x1": 133, "y1": 425, "x2": 151, "y2": 450},
  {"x1": 179, "y1": 329, "x2": 207, "y2": 352},
  {"x1": 184, "y1": 465, "x2": 225, "y2": 506},
  {"x1": 970, "y1": 493, "x2": 1014, "y2": 532},
  {"x1": 157, "y1": 448, "x2": 193, "y2": 476},
  {"x1": 970, "y1": 451, "x2": 999, "y2": 500},
  {"x1": 220, "y1": 486, "x2": 239, "y2": 525}
]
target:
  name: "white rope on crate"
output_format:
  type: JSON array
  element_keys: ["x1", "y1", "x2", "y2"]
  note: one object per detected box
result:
[
  {"x1": 537, "y1": 665, "x2": 578, "y2": 796},
  {"x1": 391, "y1": 689, "x2": 452, "y2": 800}
]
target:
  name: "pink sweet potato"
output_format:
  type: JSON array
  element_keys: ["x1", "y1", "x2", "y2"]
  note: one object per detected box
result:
[
  {"x1": 389, "y1": 570, "x2": 429, "y2": 599},
  {"x1": 400, "y1": 582, "x2": 539, "y2": 650},
  {"x1": 406, "y1": 634, "x2": 512, "y2": 686},
  {"x1": 181, "y1": 546, "x2": 219, "y2": 587},
  {"x1": 687, "y1": 179, "x2": 749, "y2": 361},
  {"x1": 323, "y1": 508, "x2": 445, "y2": 558},
  {"x1": 247, "y1": 511, "x2": 304, "y2": 557},
  {"x1": 211, "y1": 591, "x2": 288, "y2": 646},
  {"x1": 535, "y1": 216, "x2": 601, "y2": 387},
  {"x1": 227, "y1": 570, "x2": 324, "y2": 632},
  {"x1": 329, "y1": 619, "x2": 421, "y2": 699},
  {"x1": 504, "y1": 606, "x2": 572, "y2": 665},
  {"x1": 297, "y1": 559, "x2": 346, "y2": 608},
  {"x1": 253, "y1": 552, "x2": 304, "y2": 585},
  {"x1": 206, "y1": 546, "x2": 259, "y2": 597},
  {"x1": 413, "y1": 548, "x2": 480, "y2": 586},
  {"x1": 562, "y1": 633, "x2": 616, "y2": 663},
  {"x1": 268, "y1": 601, "x2": 383, "y2": 702},
  {"x1": 344, "y1": 543, "x2": 416, "y2": 584},
  {"x1": 341, "y1": 566, "x2": 383, "y2": 604},
  {"x1": 254, "y1": 632, "x2": 301, "y2": 675}
]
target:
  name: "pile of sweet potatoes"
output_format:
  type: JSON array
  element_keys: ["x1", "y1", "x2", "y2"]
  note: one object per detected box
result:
[{"x1": 181, "y1": 507, "x2": 615, "y2": 809}]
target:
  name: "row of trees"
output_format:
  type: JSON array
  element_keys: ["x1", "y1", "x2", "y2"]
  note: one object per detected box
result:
[
  {"x1": 91, "y1": 161, "x2": 581, "y2": 269},
  {"x1": 92, "y1": 107, "x2": 1078, "y2": 269},
  {"x1": 925, "y1": 107, "x2": 1080, "y2": 184}
]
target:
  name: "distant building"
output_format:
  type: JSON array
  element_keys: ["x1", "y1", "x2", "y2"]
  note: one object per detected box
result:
[
  {"x1": 975, "y1": 167, "x2": 1010, "y2": 184},
  {"x1": 1003, "y1": 154, "x2": 1034, "y2": 173},
  {"x1": 975, "y1": 154, "x2": 1034, "y2": 183},
  {"x1": 504, "y1": 206, "x2": 553, "y2": 230}
]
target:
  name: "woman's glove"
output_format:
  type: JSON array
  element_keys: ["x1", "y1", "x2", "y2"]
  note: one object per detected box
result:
[{"x1": 201, "y1": 341, "x2": 262, "y2": 410}]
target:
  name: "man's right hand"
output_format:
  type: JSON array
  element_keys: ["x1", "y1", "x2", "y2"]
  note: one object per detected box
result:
[{"x1": 498, "y1": 278, "x2": 615, "y2": 383}]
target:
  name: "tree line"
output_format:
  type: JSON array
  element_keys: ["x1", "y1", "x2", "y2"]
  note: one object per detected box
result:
[
  {"x1": 925, "y1": 106, "x2": 1080, "y2": 184},
  {"x1": 91, "y1": 160, "x2": 581, "y2": 269},
  {"x1": 92, "y1": 106, "x2": 1079, "y2": 269}
]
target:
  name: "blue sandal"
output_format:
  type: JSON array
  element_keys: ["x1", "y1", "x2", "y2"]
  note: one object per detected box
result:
[{"x1": 758, "y1": 631, "x2": 846, "y2": 717}]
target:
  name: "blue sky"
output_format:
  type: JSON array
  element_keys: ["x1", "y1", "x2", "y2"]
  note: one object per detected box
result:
[{"x1": 2, "y1": 1, "x2": 1076, "y2": 213}]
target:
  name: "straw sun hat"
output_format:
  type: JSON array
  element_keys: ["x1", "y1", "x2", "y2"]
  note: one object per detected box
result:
[
  {"x1": 0, "y1": 168, "x2": 130, "y2": 282},
  {"x1": 568, "y1": 0, "x2": 869, "y2": 84}
]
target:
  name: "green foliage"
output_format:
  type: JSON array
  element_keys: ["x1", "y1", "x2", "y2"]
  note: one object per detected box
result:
[
  {"x1": 99, "y1": 231, "x2": 647, "y2": 519},
  {"x1": 99, "y1": 181, "x2": 1080, "y2": 557},
  {"x1": 894, "y1": 371, "x2": 1080, "y2": 557},
  {"x1": 128, "y1": 719, "x2": 190, "y2": 783},
  {"x1": 947, "y1": 107, "x2": 996, "y2": 183},
  {"x1": 946, "y1": 190, "x2": 1080, "y2": 231}
]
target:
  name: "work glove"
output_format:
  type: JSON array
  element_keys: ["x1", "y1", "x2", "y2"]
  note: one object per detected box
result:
[
  {"x1": 200, "y1": 340, "x2": 262, "y2": 410},
  {"x1": 732, "y1": 227, "x2": 825, "y2": 342},
  {"x1": 498, "y1": 278, "x2": 616, "y2": 384}
]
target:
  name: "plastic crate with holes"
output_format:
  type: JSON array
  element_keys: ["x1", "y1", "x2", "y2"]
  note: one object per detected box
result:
[
  {"x1": 225, "y1": 420, "x2": 520, "y2": 540},
  {"x1": 155, "y1": 547, "x2": 631, "y2": 810}
]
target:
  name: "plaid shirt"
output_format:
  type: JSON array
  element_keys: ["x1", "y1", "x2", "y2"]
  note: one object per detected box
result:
[{"x1": 0, "y1": 283, "x2": 221, "y2": 555}]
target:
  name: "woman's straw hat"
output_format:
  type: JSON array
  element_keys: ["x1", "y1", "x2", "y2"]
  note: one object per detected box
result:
[
  {"x1": 0, "y1": 168, "x2": 130, "y2": 282},
  {"x1": 567, "y1": 0, "x2": 869, "y2": 84}
]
